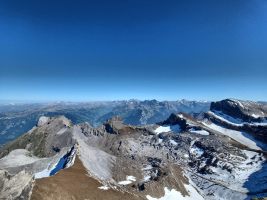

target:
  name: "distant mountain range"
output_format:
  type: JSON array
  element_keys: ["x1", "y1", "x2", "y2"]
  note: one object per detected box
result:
[{"x1": 0, "y1": 100, "x2": 210, "y2": 146}]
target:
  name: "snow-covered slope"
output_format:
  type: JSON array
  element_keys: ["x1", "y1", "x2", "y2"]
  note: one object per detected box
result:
[
  {"x1": 146, "y1": 182, "x2": 204, "y2": 200},
  {"x1": 154, "y1": 125, "x2": 181, "y2": 134},
  {"x1": 207, "y1": 111, "x2": 267, "y2": 126},
  {"x1": 202, "y1": 121, "x2": 264, "y2": 150},
  {"x1": 210, "y1": 99, "x2": 267, "y2": 122}
]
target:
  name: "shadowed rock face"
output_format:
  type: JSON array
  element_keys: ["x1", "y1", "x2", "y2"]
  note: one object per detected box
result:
[
  {"x1": 210, "y1": 99, "x2": 267, "y2": 122},
  {"x1": 206, "y1": 99, "x2": 267, "y2": 143},
  {"x1": 158, "y1": 113, "x2": 187, "y2": 131},
  {"x1": 242, "y1": 124, "x2": 267, "y2": 143},
  {"x1": 103, "y1": 116, "x2": 125, "y2": 134}
]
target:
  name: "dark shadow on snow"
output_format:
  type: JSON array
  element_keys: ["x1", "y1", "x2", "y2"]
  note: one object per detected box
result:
[
  {"x1": 244, "y1": 160, "x2": 267, "y2": 199},
  {"x1": 49, "y1": 146, "x2": 74, "y2": 176}
]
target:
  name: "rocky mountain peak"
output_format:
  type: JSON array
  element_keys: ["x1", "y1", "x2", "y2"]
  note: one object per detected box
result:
[
  {"x1": 37, "y1": 116, "x2": 50, "y2": 126},
  {"x1": 158, "y1": 113, "x2": 187, "y2": 130},
  {"x1": 210, "y1": 99, "x2": 267, "y2": 122}
]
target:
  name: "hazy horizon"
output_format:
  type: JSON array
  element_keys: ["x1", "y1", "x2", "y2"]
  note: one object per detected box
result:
[{"x1": 0, "y1": 97, "x2": 266, "y2": 104}]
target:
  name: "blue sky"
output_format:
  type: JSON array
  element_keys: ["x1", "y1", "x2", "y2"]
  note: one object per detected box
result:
[{"x1": 0, "y1": 0, "x2": 267, "y2": 101}]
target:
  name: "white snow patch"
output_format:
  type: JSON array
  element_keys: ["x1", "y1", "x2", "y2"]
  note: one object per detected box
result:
[
  {"x1": 169, "y1": 139, "x2": 178, "y2": 146},
  {"x1": 143, "y1": 175, "x2": 151, "y2": 182},
  {"x1": 177, "y1": 114, "x2": 184, "y2": 118},
  {"x1": 35, "y1": 146, "x2": 77, "y2": 179},
  {"x1": 208, "y1": 111, "x2": 243, "y2": 126},
  {"x1": 34, "y1": 164, "x2": 55, "y2": 179},
  {"x1": 190, "y1": 146, "x2": 204, "y2": 157},
  {"x1": 0, "y1": 147, "x2": 76, "y2": 179},
  {"x1": 206, "y1": 150, "x2": 264, "y2": 193},
  {"x1": 203, "y1": 122, "x2": 263, "y2": 150},
  {"x1": 209, "y1": 111, "x2": 267, "y2": 126},
  {"x1": 143, "y1": 165, "x2": 153, "y2": 171},
  {"x1": 236, "y1": 100, "x2": 245, "y2": 109},
  {"x1": 253, "y1": 122, "x2": 267, "y2": 126},
  {"x1": 118, "y1": 175, "x2": 136, "y2": 185},
  {"x1": 65, "y1": 146, "x2": 77, "y2": 168},
  {"x1": 189, "y1": 128, "x2": 209, "y2": 135},
  {"x1": 146, "y1": 183, "x2": 204, "y2": 200},
  {"x1": 234, "y1": 150, "x2": 263, "y2": 185},
  {"x1": 252, "y1": 114, "x2": 260, "y2": 118},
  {"x1": 154, "y1": 125, "x2": 180, "y2": 134},
  {"x1": 184, "y1": 154, "x2": 189, "y2": 158},
  {"x1": 127, "y1": 175, "x2": 136, "y2": 181},
  {"x1": 118, "y1": 180, "x2": 132, "y2": 185},
  {"x1": 98, "y1": 185, "x2": 110, "y2": 190}
]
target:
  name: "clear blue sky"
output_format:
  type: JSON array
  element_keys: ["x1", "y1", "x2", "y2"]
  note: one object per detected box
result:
[{"x1": 0, "y1": 0, "x2": 266, "y2": 101}]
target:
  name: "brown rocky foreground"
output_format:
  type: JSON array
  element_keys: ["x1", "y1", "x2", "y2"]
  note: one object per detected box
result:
[{"x1": 31, "y1": 157, "x2": 144, "y2": 200}]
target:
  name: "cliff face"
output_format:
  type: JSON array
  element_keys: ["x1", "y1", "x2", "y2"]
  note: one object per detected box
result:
[
  {"x1": 210, "y1": 99, "x2": 267, "y2": 122},
  {"x1": 0, "y1": 116, "x2": 75, "y2": 159},
  {"x1": 207, "y1": 99, "x2": 267, "y2": 143}
]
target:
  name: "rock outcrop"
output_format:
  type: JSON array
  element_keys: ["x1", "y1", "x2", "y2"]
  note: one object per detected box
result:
[{"x1": 210, "y1": 99, "x2": 267, "y2": 122}]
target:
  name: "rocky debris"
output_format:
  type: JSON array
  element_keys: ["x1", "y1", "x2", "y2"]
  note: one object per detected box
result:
[
  {"x1": 0, "y1": 170, "x2": 34, "y2": 200},
  {"x1": 147, "y1": 157, "x2": 162, "y2": 168},
  {"x1": 80, "y1": 122, "x2": 105, "y2": 137}
]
